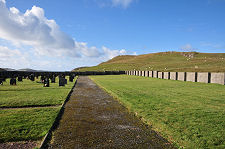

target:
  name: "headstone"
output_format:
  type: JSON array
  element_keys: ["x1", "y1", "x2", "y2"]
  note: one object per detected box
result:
[
  {"x1": 30, "y1": 74, "x2": 35, "y2": 81},
  {"x1": 158, "y1": 72, "x2": 163, "y2": 79},
  {"x1": 211, "y1": 73, "x2": 225, "y2": 85},
  {"x1": 153, "y1": 71, "x2": 158, "y2": 78},
  {"x1": 170, "y1": 72, "x2": 177, "y2": 80},
  {"x1": 186, "y1": 72, "x2": 197, "y2": 82},
  {"x1": 69, "y1": 76, "x2": 74, "y2": 82},
  {"x1": 51, "y1": 77, "x2": 56, "y2": 83},
  {"x1": 197, "y1": 72, "x2": 209, "y2": 83},
  {"x1": 164, "y1": 72, "x2": 169, "y2": 79},
  {"x1": 59, "y1": 77, "x2": 65, "y2": 86},
  {"x1": 177, "y1": 72, "x2": 186, "y2": 81},
  {"x1": 0, "y1": 78, "x2": 3, "y2": 85},
  {"x1": 64, "y1": 79, "x2": 67, "y2": 84},
  {"x1": 41, "y1": 76, "x2": 45, "y2": 83},
  {"x1": 43, "y1": 78, "x2": 50, "y2": 87},
  {"x1": 18, "y1": 76, "x2": 23, "y2": 82},
  {"x1": 10, "y1": 78, "x2": 16, "y2": 85}
]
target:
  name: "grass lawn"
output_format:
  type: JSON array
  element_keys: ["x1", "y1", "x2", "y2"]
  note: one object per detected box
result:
[
  {"x1": 0, "y1": 77, "x2": 76, "y2": 107},
  {"x1": 0, "y1": 76, "x2": 76, "y2": 143},
  {"x1": 0, "y1": 107, "x2": 60, "y2": 143},
  {"x1": 90, "y1": 75, "x2": 225, "y2": 149}
]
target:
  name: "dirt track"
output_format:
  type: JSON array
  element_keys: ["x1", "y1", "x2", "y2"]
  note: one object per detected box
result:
[{"x1": 48, "y1": 76, "x2": 175, "y2": 149}]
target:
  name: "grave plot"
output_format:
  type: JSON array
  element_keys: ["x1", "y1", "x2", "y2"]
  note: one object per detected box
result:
[
  {"x1": 0, "y1": 76, "x2": 77, "y2": 148},
  {"x1": 0, "y1": 77, "x2": 75, "y2": 108},
  {"x1": 90, "y1": 75, "x2": 225, "y2": 149}
]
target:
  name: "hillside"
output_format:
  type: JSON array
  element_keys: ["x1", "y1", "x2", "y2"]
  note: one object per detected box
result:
[{"x1": 73, "y1": 52, "x2": 225, "y2": 72}]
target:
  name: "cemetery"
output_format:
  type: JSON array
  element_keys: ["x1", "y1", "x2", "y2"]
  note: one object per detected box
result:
[{"x1": 0, "y1": 69, "x2": 224, "y2": 148}]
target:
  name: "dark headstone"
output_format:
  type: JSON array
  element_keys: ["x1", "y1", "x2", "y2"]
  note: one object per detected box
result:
[
  {"x1": 10, "y1": 78, "x2": 16, "y2": 85},
  {"x1": 18, "y1": 76, "x2": 23, "y2": 82},
  {"x1": 59, "y1": 78, "x2": 65, "y2": 86},
  {"x1": 41, "y1": 76, "x2": 45, "y2": 83},
  {"x1": 0, "y1": 78, "x2": 3, "y2": 85},
  {"x1": 64, "y1": 79, "x2": 67, "y2": 84},
  {"x1": 51, "y1": 77, "x2": 56, "y2": 83},
  {"x1": 69, "y1": 76, "x2": 74, "y2": 82},
  {"x1": 30, "y1": 75, "x2": 35, "y2": 81},
  {"x1": 43, "y1": 78, "x2": 49, "y2": 87}
]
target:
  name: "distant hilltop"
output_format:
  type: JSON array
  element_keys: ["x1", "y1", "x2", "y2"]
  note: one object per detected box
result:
[
  {"x1": 0, "y1": 68, "x2": 45, "y2": 72},
  {"x1": 73, "y1": 51, "x2": 225, "y2": 72}
]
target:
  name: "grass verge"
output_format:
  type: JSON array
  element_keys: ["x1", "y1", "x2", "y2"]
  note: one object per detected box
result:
[
  {"x1": 90, "y1": 75, "x2": 225, "y2": 149},
  {"x1": 0, "y1": 77, "x2": 75, "y2": 107},
  {"x1": 0, "y1": 107, "x2": 61, "y2": 143}
]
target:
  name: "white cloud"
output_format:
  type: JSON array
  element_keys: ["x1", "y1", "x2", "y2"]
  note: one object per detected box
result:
[
  {"x1": 0, "y1": 1, "x2": 133, "y2": 70},
  {"x1": 0, "y1": 46, "x2": 30, "y2": 68},
  {"x1": 102, "y1": 46, "x2": 127, "y2": 60},
  {"x1": 112, "y1": 0, "x2": 134, "y2": 8},
  {"x1": 180, "y1": 44, "x2": 197, "y2": 52}
]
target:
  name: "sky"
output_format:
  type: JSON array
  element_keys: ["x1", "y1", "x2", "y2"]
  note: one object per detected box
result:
[{"x1": 0, "y1": 0, "x2": 225, "y2": 71}]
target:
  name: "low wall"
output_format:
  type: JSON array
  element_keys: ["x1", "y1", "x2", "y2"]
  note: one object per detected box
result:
[
  {"x1": 211, "y1": 73, "x2": 225, "y2": 85},
  {"x1": 142, "y1": 71, "x2": 145, "y2": 77}
]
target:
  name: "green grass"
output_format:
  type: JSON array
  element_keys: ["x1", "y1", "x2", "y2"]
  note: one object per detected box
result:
[
  {"x1": 90, "y1": 75, "x2": 225, "y2": 149},
  {"x1": 0, "y1": 76, "x2": 76, "y2": 143},
  {"x1": 74, "y1": 52, "x2": 225, "y2": 72},
  {"x1": 0, "y1": 77, "x2": 75, "y2": 107},
  {"x1": 0, "y1": 107, "x2": 60, "y2": 143}
]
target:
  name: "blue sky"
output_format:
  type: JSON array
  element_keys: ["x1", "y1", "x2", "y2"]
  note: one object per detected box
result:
[{"x1": 0, "y1": 0, "x2": 225, "y2": 71}]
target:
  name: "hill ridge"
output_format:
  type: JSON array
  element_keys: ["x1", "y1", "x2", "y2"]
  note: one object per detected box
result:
[{"x1": 73, "y1": 51, "x2": 225, "y2": 72}]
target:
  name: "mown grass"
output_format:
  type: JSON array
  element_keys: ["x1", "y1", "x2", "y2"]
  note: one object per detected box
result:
[
  {"x1": 0, "y1": 76, "x2": 76, "y2": 143},
  {"x1": 0, "y1": 107, "x2": 60, "y2": 143},
  {"x1": 0, "y1": 77, "x2": 75, "y2": 107},
  {"x1": 90, "y1": 75, "x2": 225, "y2": 149},
  {"x1": 75, "y1": 52, "x2": 225, "y2": 72}
]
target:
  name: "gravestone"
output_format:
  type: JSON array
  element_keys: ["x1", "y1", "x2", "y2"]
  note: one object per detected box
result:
[
  {"x1": 59, "y1": 77, "x2": 65, "y2": 86},
  {"x1": 10, "y1": 78, "x2": 16, "y2": 85},
  {"x1": 18, "y1": 76, "x2": 23, "y2": 82},
  {"x1": 64, "y1": 79, "x2": 67, "y2": 84},
  {"x1": 69, "y1": 76, "x2": 74, "y2": 82},
  {"x1": 30, "y1": 74, "x2": 35, "y2": 81},
  {"x1": 41, "y1": 76, "x2": 45, "y2": 83},
  {"x1": 51, "y1": 77, "x2": 56, "y2": 83},
  {"x1": 43, "y1": 78, "x2": 50, "y2": 87},
  {"x1": 0, "y1": 78, "x2": 3, "y2": 85}
]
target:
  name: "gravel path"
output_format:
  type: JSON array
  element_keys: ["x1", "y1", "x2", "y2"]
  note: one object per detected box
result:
[{"x1": 48, "y1": 76, "x2": 175, "y2": 149}]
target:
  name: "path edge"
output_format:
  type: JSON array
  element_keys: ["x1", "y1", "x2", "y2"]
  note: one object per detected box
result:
[{"x1": 39, "y1": 77, "x2": 78, "y2": 149}]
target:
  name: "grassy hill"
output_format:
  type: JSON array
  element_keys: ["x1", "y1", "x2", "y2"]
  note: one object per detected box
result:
[{"x1": 73, "y1": 52, "x2": 225, "y2": 72}]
